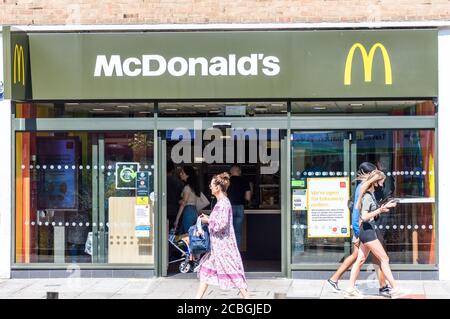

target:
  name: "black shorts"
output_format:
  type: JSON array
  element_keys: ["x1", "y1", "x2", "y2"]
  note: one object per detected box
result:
[{"x1": 359, "y1": 221, "x2": 382, "y2": 244}]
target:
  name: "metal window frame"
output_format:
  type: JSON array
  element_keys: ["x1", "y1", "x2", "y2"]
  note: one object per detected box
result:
[
  {"x1": 10, "y1": 106, "x2": 438, "y2": 274},
  {"x1": 288, "y1": 114, "x2": 438, "y2": 273}
]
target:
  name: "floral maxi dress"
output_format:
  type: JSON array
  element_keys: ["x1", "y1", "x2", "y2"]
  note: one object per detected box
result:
[{"x1": 197, "y1": 197, "x2": 248, "y2": 290}]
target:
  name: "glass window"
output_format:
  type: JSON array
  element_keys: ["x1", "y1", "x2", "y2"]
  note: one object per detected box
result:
[
  {"x1": 15, "y1": 131, "x2": 155, "y2": 265},
  {"x1": 290, "y1": 129, "x2": 436, "y2": 265},
  {"x1": 355, "y1": 130, "x2": 436, "y2": 265}
]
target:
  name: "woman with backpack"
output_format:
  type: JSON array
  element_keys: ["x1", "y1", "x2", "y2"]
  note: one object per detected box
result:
[{"x1": 195, "y1": 172, "x2": 249, "y2": 299}]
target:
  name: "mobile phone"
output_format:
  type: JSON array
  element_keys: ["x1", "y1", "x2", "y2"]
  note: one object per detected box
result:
[{"x1": 379, "y1": 197, "x2": 393, "y2": 205}]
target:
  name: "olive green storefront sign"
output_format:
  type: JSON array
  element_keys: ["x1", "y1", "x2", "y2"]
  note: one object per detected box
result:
[
  {"x1": 7, "y1": 31, "x2": 33, "y2": 101},
  {"x1": 9, "y1": 29, "x2": 438, "y2": 100}
]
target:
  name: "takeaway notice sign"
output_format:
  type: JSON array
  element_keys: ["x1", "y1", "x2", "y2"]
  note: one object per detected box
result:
[{"x1": 307, "y1": 177, "x2": 350, "y2": 238}]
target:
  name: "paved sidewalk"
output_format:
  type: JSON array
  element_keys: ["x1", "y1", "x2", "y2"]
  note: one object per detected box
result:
[{"x1": 0, "y1": 276, "x2": 449, "y2": 299}]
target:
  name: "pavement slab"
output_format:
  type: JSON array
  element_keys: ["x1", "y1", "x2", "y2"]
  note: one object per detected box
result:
[{"x1": 0, "y1": 278, "x2": 449, "y2": 299}]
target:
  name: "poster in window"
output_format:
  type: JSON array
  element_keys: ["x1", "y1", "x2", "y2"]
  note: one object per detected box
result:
[
  {"x1": 37, "y1": 137, "x2": 79, "y2": 210},
  {"x1": 307, "y1": 177, "x2": 350, "y2": 238}
]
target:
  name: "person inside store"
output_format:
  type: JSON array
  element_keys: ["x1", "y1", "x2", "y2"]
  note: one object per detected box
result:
[
  {"x1": 166, "y1": 160, "x2": 184, "y2": 230},
  {"x1": 174, "y1": 166, "x2": 202, "y2": 234},
  {"x1": 327, "y1": 162, "x2": 391, "y2": 297},
  {"x1": 195, "y1": 172, "x2": 249, "y2": 299},
  {"x1": 227, "y1": 164, "x2": 252, "y2": 250},
  {"x1": 345, "y1": 170, "x2": 408, "y2": 298}
]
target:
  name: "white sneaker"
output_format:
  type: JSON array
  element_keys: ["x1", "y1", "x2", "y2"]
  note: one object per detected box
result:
[
  {"x1": 391, "y1": 287, "x2": 410, "y2": 299},
  {"x1": 345, "y1": 287, "x2": 364, "y2": 298}
]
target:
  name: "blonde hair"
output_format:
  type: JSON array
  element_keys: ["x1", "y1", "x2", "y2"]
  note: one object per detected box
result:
[
  {"x1": 212, "y1": 172, "x2": 231, "y2": 192},
  {"x1": 356, "y1": 170, "x2": 386, "y2": 210}
]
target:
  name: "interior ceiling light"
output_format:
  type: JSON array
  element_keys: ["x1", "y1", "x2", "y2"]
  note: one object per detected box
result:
[
  {"x1": 165, "y1": 108, "x2": 178, "y2": 111},
  {"x1": 271, "y1": 103, "x2": 284, "y2": 107},
  {"x1": 313, "y1": 106, "x2": 327, "y2": 110},
  {"x1": 194, "y1": 104, "x2": 206, "y2": 108},
  {"x1": 92, "y1": 108, "x2": 105, "y2": 111},
  {"x1": 117, "y1": 105, "x2": 129, "y2": 108},
  {"x1": 349, "y1": 103, "x2": 364, "y2": 107}
]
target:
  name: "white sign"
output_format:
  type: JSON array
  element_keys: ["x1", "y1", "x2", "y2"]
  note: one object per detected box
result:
[
  {"x1": 307, "y1": 177, "x2": 350, "y2": 238},
  {"x1": 292, "y1": 189, "x2": 307, "y2": 211},
  {"x1": 135, "y1": 204, "x2": 151, "y2": 238}
]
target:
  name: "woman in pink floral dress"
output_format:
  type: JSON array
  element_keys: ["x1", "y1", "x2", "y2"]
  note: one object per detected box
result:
[{"x1": 195, "y1": 172, "x2": 249, "y2": 299}]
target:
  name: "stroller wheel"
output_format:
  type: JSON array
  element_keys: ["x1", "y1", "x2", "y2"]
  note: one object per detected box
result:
[{"x1": 179, "y1": 261, "x2": 191, "y2": 273}]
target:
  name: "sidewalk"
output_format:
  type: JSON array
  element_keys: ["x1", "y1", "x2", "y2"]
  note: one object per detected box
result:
[{"x1": 1, "y1": 276, "x2": 449, "y2": 299}]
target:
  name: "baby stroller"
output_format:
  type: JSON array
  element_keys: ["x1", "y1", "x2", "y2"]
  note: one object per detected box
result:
[
  {"x1": 168, "y1": 229, "x2": 193, "y2": 273},
  {"x1": 168, "y1": 218, "x2": 210, "y2": 273}
]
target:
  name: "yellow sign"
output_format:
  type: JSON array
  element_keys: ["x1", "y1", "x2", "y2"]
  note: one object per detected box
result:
[
  {"x1": 13, "y1": 44, "x2": 25, "y2": 86},
  {"x1": 136, "y1": 196, "x2": 149, "y2": 205},
  {"x1": 344, "y1": 43, "x2": 392, "y2": 86}
]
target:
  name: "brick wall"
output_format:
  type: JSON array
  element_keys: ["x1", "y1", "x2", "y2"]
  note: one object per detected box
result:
[{"x1": 0, "y1": 0, "x2": 449, "y2": 25}]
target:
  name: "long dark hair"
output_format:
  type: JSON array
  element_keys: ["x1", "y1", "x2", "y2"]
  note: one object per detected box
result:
[
  {"x1": 182, "y1": 166, "x2": 201, "y2": 197},
  {"x1": 356, "y1": 170, "x2": 386, "y2": 210}
]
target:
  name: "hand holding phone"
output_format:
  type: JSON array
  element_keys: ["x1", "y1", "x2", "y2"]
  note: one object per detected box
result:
[{"x1": 384, "y1": 199, "x2": 399, "y2": 209}]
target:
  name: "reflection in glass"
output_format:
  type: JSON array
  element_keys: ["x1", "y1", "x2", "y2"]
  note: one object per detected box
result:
[
  {"x1": 290, "y1": 130, "x2": 436, "y2": 265},
  {"x1": 15, "y1": 132, "x2": 154, "y2": 264}
]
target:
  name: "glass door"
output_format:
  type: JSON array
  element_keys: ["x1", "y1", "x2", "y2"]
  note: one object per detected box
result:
[
  {"x1": 290, "y1": 131, "x2": 352, "y2": 264},
  {"x1": 159, "y1": 120, "x2": 286, "y2": 275}
]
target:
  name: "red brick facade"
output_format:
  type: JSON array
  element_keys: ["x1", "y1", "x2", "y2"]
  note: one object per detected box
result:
[{"x1": 0, "y1": 0, "x2": 449, "y2": 25}]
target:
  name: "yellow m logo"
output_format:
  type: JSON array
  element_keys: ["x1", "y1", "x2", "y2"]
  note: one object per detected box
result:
[
  {"x1": 13, "y1": 44, "x2": 25, "y2": 86},
  {"x1": 344, "y1": 43, "x2": 392, "y2": 86}
]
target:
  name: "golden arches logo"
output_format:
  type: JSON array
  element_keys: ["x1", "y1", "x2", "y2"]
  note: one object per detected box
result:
[
  {"x1": 13, "y1": 44, "x2": 25, "y2": 86},
  {"x1": 344, "y1": 43, "x2": 392, "y2": 86}
]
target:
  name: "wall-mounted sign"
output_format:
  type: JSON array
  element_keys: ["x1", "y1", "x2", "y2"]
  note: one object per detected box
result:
[
  {"x1": 292, "y1": 189, "x2": 307, "y2": 211},
  {"x1": 292, "y1": 179, "x2": 306, "y2": 188},
  {"x1": 136, "y1": 171, "x2": 150, "y2": 205},
  {"x1": 135, "y1": 204, "x2": 151, "y2": 238},
  {"x1": 115, "y1": 162, "x2": 139, "y2": 190},
  {"x1": 25, "y1": 29, "x2": 437, "y2": 100},
  {"x1": 307, "y1": 177, "x2": 350, "y2": 238}
]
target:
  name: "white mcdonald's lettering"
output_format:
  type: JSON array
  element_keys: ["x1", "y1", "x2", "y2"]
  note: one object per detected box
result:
[{"x1": 94, "y1": 54, "x2": 280, "y2": 77}]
